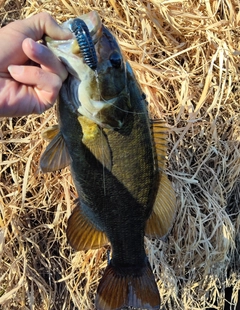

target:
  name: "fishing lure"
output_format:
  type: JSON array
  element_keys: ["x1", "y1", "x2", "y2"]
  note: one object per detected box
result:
[{"x1": 70, "y1": 18, "x2": 98, "y2": 70}]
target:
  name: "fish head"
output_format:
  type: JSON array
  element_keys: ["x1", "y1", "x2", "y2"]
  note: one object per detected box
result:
[
  {"x1": 85, "y1": 24, "x2": 130, "y2": 129},
  {"x1": 46, "y1": 11, "x2": 130, "y2": 129}
]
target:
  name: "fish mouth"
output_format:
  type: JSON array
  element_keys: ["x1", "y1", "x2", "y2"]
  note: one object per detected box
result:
[
  {"x1": 45, "y1": 11, "x2": 102, "y2": 79},
  {"x1": 64, "y1": 11, "x2": 103, "y2": 44},
  {"x1": 47, "y1": 11, "x2": 130, "y2": 129}
]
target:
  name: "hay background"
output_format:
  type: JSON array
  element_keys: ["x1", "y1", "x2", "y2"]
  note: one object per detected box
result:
[{"x1": 0, "y1": 0, "x2": 240, "y2": 309}]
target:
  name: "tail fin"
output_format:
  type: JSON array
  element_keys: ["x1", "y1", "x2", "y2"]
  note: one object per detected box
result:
[{"x1": 95, "y1": 261, "x2": 160, "y2": 310}]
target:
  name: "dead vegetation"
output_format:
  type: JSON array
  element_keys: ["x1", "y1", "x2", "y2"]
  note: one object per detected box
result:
[{"x1": 0, "y1": 0, "x2": 240, "y2": 309}]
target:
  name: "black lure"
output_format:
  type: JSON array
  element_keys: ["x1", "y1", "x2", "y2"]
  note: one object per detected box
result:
[{"x1": 70, "y1": 18, "x2": 98, "y2": 70}]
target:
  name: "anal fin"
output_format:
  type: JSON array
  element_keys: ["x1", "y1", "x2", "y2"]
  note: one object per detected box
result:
[
  {"x1": 146, "y1": 172, "x2": 176, "y2": 238},
  {"x1": 67, "y1": 205, "x2": 108, "y2": 251},
  {"x1": 96, "y1": 261, "x2": 160, "y2": 310}
]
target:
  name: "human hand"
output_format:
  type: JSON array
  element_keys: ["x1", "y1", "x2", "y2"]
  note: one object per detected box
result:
[{"x1": 0, "y1": 12, "x2": 72, "y2": 117}]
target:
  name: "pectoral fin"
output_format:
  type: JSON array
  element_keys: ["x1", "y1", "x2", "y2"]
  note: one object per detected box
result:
[
  {"x1": 146, "y1": 172, "x2": 176, "y2": 238},
  {"x1": 78, "y1": 116, "x2": 112, "y2": 170},
  {"x1": 41, "y1": 125, "x2": 60, "y2": 141},
  {"x1": 40, "y1": 126, "x2": 71, "y2": 172},
  {"x1": 67, "y1": 205, "x2": 109, "y2": 251}
]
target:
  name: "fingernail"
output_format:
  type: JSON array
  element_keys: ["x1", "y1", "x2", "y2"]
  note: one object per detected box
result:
[
  {"x1": 28, "y1": 38, "x2": 44, "y2": 54},
  {"x1": 8, "y1": 65, "x2": 24, "y2": 75}
]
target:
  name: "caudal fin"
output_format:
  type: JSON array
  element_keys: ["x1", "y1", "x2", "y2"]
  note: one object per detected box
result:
[{"x1": 95, "y1": 261, "x2": 160, "y2": 310}]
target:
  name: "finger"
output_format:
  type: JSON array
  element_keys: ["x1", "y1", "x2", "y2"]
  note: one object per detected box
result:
[
  {"x1": 22, "y1": 38, "x2": 68, "y2": 81},
  {"x1": 0, "y1": 78, "x2": 50, "y2": 116},
  {"x1": 21, "y1": 12, "x2": 72, "y2": 41},
  {"x1": 0, "y1": 12, "x2": 72, "y2": 72},
  {"x1": 8, "y1": 65, "x2": 62, "y2": 106}
]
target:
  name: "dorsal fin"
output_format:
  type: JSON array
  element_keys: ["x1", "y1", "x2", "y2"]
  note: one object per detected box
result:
[
  {"x1": 40, "y1": 126, "x2": 71, "y2": 172},
  {"x1": 146, "y1": 172, "x2": 176, "y2": 238},
  {"x1": 78, "y1": 116, "x2": 112, "y2": 171},
  {"x1": 67, "y1": 205, "x2": 108, "y2": 251},
  {"x1": 146, "y1": 120, "x2": 176, "y2": 238},
  {"x1": 151, "y1": 119, "x2": 168, "y2": 170}
]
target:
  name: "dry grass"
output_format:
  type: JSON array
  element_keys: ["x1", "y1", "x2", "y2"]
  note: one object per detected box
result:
[{"x1": 0, "y1": 0, "x2": 240, "y2": 309}]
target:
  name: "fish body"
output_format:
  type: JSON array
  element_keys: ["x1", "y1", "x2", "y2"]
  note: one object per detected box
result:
[{"x1": 41, "y1": 11, "x2": 176, "y2": 310}]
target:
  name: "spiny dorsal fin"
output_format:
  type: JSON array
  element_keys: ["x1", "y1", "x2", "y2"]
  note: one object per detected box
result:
[
  {"x1": 78, "y1": 116, "x2": 112, "y2": 171},
  {"x1": 40, "y1": 129, "x2": 71, "y2": 172},
  {"x1": 67, "y1": 205, "x2": 108, "y2": 251},
  {"x1": 146, "y1": 172, "x2": 176, "y2": 238},
  {"x1": 151, "y1": 120, "x2": 168, "y2": 170}
]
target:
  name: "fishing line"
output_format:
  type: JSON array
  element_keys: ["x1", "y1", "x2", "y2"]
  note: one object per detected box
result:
[
  {"x1": 108, "y1": 102, "x2": 146, "y2": 115},
  {"x1": 94, "y1": 61, "x2": 147, "y2": 116},
  {"x1": 97, "y1": 91, "x2": 147, "y2": 116},
  {"x1": 100, "y1": 127, "x2": 107, "y2": 197},
  {"x1": 95, "y1": 69, "x2": 107, "y2": 197}
]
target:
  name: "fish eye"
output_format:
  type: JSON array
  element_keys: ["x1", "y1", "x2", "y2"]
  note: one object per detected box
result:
[{"x1": 109, "y1": 51, "x2": 122, "y2": 68}]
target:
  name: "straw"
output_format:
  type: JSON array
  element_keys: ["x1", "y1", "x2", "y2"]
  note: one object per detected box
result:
[{"x1": 0, "y1": 0, "x2": 239, "y2": 309}]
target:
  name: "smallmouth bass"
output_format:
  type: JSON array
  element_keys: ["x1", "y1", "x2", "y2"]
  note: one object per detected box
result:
[{"x1": 40, "y1": 11, "x2": 176, "y2": 310}]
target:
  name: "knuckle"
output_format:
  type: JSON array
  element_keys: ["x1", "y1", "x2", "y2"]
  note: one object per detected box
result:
[
  {"x1": 39, "y1": 11, "x2": 52, "y2": 22},
  {"x1": 38, "y1": 12, "x2": 55, "y2": 32}
]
